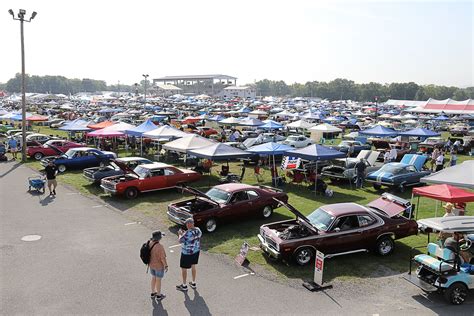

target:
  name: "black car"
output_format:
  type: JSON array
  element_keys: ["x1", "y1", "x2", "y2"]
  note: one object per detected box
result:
[{"x1": 83, "y1": 157, "x2": 152, "y2": 184}]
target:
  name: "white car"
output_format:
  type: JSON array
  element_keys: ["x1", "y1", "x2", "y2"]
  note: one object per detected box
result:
[
  {"x1": 261, "y1": 133, "x2": 286, "y2": 143},
  {"x1": 280, "y1": 135, "x2": 314, "y2": 148}
]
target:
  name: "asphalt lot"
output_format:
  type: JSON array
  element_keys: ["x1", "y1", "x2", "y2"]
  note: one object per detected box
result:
[{"x1": 1, "y1": 160, "x2": 473, "y2": 315}]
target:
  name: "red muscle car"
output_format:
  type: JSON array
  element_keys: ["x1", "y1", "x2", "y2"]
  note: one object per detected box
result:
[
  {"x1": 167, "y1": 183, "x2": 288, "y2": 233},
  {"x1": 27, "y1": 139, "x2": 84, "y2": 160},
  {"x1": 258, "y1": 193, "x2": 418, "y2": 265},
  {"x1": 100, "y1": 162, "x2": 201, "y2": 199}
]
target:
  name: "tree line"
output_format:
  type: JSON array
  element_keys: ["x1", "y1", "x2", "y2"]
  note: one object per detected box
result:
[
  {"x1": 253, "y1": 78, "x2": 474, "y2": 101},
  {"x1": 1, "y1": 74, "x2": 473, "y2": 102}
]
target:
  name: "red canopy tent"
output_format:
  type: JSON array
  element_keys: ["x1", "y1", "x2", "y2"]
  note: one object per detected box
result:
[
  {"x1": 88, "y1": 121, "x2": 114, "y2": 129},
  {"x1": 412, "y1": 184, "x2": 474, "y2": 218},
  {"x1": 26, "y1": 114, "x2": 48, "y2": 122}
]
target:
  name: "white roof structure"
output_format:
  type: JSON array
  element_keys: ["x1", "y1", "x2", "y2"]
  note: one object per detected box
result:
[
  {"x1": 310, "y1": 123, "x2": 342, "y2": 133},
  {"x1": 155, "y1": 84, "x2": 182, "y2": 91},
  {"x1": 162, "y1": 134, "x2": 215, "y2": 153},
  {"x1": 421, "y1": 160, "x2": 474, "y2": 189},
  {"x1": 223, "y1": 86, "x2": 251, "y2": 90},
  {"x1": 389, "y1": 98, "x2": 474, "y2": 114},
  {"x1": 385, "y1": 99, "x2": 426, "y2": 107},
  {"x1": 142, "y1": 125, "x2": 189, "y2": 139}
]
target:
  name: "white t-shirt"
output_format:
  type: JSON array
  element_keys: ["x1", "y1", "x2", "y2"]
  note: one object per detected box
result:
[{"x1": 436, "y1": 155, "x2": 444, "y2": 165}]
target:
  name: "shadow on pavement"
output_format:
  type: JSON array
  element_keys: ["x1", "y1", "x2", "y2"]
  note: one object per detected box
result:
[
  {"x1": 0, "y1": 161, "x2": 22, "y2": 178},
  {"x1": 411, "y1": 292, "x2": 474, "y2": 313},
  {"x1": 184, "y1": 290, "x2": 211, "y2": 316},
  {"x1": 152, "y1": 298, "x2": 168, "y2": 316},
  {"x1": 40, "y1": 195, "x2": 55, "y2": 206}
]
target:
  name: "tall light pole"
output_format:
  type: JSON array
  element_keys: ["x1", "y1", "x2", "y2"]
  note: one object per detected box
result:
[
  {"x1": 142, "y1": 74, "x2": 149, "y2": 104},
  {"x1": 8, "y1": 9, "x2": 37, "y2": 162}
]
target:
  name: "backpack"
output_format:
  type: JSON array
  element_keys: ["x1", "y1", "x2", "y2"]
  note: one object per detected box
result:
[{"x1": 140, "y1": 240, "x2": 157, "y2": 265}]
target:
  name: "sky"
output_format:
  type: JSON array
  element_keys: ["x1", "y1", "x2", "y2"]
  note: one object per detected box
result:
[{"x1": 1, "y1": 0, "x2": 473, "y2": 87}]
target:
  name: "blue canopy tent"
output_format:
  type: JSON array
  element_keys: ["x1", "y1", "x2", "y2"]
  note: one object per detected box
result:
[
  {"x1": 259, "y1": 120, "x2": 283, "y2": 130},
  {"x1": 124, "y1": 120, "x2": 159, "y2": 155},
  {"x1": 359, "y1": 125, "x2": 398, "y2": 137},
  {"x1": 398, "y1": 128, "x2": 440, "y2": 138},
  {"x1": 247, "y1": 142, "x2": 294, "y2": 185},
  {"x1": 187, "y1": 143, "x2": 251, "y2": 161},
  {"x1": 284, "y1": 144, "x2": 346, "y2": 193},
  {"x1": 238, "y1": 117, "x2": 263, "y2": 127},
  {"x1": 433, "y1": 115, "x2": 449, "y2": 121},
  {"x1": 59, "y1": 119, "x2": 92, "y2": 132}
]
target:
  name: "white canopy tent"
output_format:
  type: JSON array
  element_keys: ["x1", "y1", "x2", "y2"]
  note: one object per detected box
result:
[
  {"x1": 142, "y1": 125, "x2": 189, "y2": 139},
  {"x1": 162, "y1": 134, "x2": 216, "y2": 153},
  {"x1": 287, "y1": 120, "x2": 315, "y2": 130},
  {"x1": 421, "y1": 160, "x2": 474, "y2": 189}
]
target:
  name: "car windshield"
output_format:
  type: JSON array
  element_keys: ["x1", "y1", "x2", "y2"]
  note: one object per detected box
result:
[
  {"x1": 133, "y1": 165, "x2": 149, "y2": 178},
  {"x1": 64, "y1": 149, "x2": 77, "y2": 158},
  {"x1": 306, "y1": 208, "x2": 334, "y2": 231},
  {"x1": 287, "y1": 136, "x2": 298, "y2": 141},
  {"x1": 378, "y1": 164, "x2": 403, "y2": 174},
  {"x1": 205, "y1": 188, "x2": 230, "y2": 204}
]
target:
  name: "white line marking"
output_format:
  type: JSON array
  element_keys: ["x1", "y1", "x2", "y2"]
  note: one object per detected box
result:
[
  {"x1": 168, "y1": 244, "x2": 181, "y2": 249},
  {"x1": 66, "y1": 193, "x2": 80, "y2": 195},
  {"x1": 92, "y1": 205, "x2": 105, "y2": 208},
  {"x1": 233, "y1": 273, "x2": 249, "y2": 279},
  {"x1": 124, "y1": 222, "x2": 138, "y2": 226}
]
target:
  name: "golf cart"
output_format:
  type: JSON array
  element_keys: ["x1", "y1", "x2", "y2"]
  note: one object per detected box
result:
[{"x1": 403, "y1": 216, "x2": 474, "y2": 305}]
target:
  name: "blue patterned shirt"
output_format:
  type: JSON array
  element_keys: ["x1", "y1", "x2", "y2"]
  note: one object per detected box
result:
[{"x1": 179, "y1": 228, "x2": 202, "y2": 255}]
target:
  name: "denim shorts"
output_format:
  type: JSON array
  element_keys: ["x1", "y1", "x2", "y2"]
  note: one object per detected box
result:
[{"x1": 150, "y1": 268, "x2": 165, "y2": 278}]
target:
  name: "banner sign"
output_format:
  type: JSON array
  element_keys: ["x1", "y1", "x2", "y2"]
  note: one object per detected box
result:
[
  {"x1": 235, "y1": 241, "x2": 250, "y2": 266},
  {"x1": 314, "y1": 251, "x2": 324, "y2": 285},
  {"x1": 282, "y1": 156, "x2": 301, "y2": 170}
]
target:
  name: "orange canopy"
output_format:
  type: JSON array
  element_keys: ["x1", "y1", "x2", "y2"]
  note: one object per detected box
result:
[{"x1": 87, "y1": 121, "x2": 115, "y2": 129}]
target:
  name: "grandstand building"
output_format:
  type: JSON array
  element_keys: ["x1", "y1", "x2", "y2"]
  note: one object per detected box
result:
[{"x1": 153, "y1": 74, "x2": 237, "y2": 96}]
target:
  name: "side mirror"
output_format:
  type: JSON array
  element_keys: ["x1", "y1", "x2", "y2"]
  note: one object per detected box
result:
[{"x1": 334, "y1": 227, "x2": 340, "y2": 232}]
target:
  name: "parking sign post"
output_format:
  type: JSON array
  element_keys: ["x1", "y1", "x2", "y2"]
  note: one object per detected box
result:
[{"x1": 303, "y1": 251, "x2": 333, "y2": 292}]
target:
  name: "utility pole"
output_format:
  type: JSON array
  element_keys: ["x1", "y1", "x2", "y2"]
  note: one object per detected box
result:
[
  {"x1": 142, "y1": 74, "x2": 149, "y2": 104},
  {"x1": 8, "y1": 9, "x2": 37, "y2": 162}
]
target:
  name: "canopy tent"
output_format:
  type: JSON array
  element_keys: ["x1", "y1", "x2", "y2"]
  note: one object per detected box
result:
[
  {"x1": 246, "y1": 142, "x2": 294, "y2": 155},
  {"x1": 219, "y1": 117, "x2": 242, "y2": 125},
  {"x1": 309, "y1": 123, "x2": 343, "y2": 133},
  {"x1": 259, "y1": 120, "x2": 283, "y2": 130},
  {"x1": 359, "y1": 125, "x2": 398, "y2": 137},
  {"x1": 284, "y1": 144, "x2": 346, "y2": 161},
  {"x1": 142, "y1": 125, "x2": 189, "y2": 139},
  {"x1": 124, "y1": 120, "x2": 158, "y2": 137},
  {"x1": 398, "y1": 128, "x2": 440, "y2": 138},
  {"x1": 187, "y1": 143, "x2": 252, "y2": 160},
  {"x1": 286, "y1": 120, "x2": 315, "y2": 129},
  {"x1": 26, "y1": 114, "x2": 48, "y2": 122},
  {"x1": 9, "y1": 113, "x2": 32, "y2": 121},
  {"x1": 421, "y1": 160, "x2": 474, "y2": 189},
  {"x1": 59, "y1": 119, "x2": 92, "y2": 132},
  {"x1": 88, "y1": 120, "x2": 115, "y2": 129},
  {"x1": 433, "y1": 115, "x2": 449, "y2": 121},
  {"x1": 162, "y1": 134, "x2": 215, "y2": 153},
  {"x1": 301, "y1": 112, "x2": 325, "y2": 120},
  {"x1": 238, "y1": 117, "x2": 263, "y2": 127},
  {"x1": 87, "y1": 122, "x2": 135, "y2": 137}
]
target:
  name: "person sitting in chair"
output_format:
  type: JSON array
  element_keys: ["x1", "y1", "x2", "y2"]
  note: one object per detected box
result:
[{"x1": 444, "y1": 232, "x2": 473, "y2": 265}]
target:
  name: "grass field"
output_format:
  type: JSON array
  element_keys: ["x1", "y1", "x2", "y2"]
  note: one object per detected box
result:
[{"x1": 22, "y1": 125, "x2": 474, "y2": 281}]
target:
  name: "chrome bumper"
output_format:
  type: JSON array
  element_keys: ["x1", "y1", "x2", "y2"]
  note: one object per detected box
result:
[
  {"x1": 83, "y1": 174, "x2": 96, "y2": 183},
  {"x1": 167, "y1": 211, "x2": 186, "y2": 225},
  {"x1": 100, "y1": 184, "x2": 117, "y2": 195},
  {"x1": 257, "y1": 234, "x2": 281, "y2": 259}
]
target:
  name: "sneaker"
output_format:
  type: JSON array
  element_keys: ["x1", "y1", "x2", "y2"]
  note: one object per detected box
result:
[
  {"x1": 151, "y1": 292, "x2": 157, "y2": 298},
  {"x1": 176, "y1": 284, "x2": 188, "y2": 292},
  {"x1": 189, "y1": 282, "x2": 197, "y2": 289},
  {"x1": 156, "y1": 294, "x2": 166, "y2": 301},
  {"x1": 53, "y1": 189, "x2": 56, "y2": 195}
]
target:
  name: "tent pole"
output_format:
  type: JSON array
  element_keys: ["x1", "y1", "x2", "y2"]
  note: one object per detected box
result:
[
  {"x1": 314, "y1": 161, "x2": 318, "y2": 195},
  {"x1": 416, "y1": 197, "x2": 420, "y2": 220},
  {"x1": 140, "y1": 136, "x2": 143, "y2": 156},
  {"x1": 435, "y1": 200, "x2": 438, "y2": 217}
]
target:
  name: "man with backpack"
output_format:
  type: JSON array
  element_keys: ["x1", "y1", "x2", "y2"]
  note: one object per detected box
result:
[{"x1": 141, "y1": 231, "x2": 168, "y2": 301}]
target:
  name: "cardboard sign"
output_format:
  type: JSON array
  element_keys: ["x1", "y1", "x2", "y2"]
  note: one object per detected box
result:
[
  {"x1": 282, "y1": 156, "x2": 301, "y2": 170},
  {"x1": 313, "y1": 251, "x2": 325, "y2": 285},
  {"x1": 235, "y1": 242, "x2": 249, "y2": 266}
]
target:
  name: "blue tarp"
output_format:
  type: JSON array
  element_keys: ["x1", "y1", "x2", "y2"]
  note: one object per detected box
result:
[
  {"x1": 433, "y1": 115, "x2": 449, "y2": 121},
  {"x1": 238, "y1": 118, "x2": 263, "y2": 127},
  {"x1": 187, "y1": 143, "x2": 252, "y2": 160},
  {"x1": 398, "y1": 128, "x2": 440, "y2": 137},
  {"x1": 259, "y1": 120, "x2": 283, "y2": 130},
  {"x1": 246, "y1": 142, "x2": 294, "y2": 155},
  {"x1": 124, "y1": 120, "x2": 158, "y2": 137},
  {"x1": 59, "y1": 119, "x2": 92, "y2": 132},
  {"x1": 284, "y1": 144, "x2": 346, "y2": 161},
  {"x1": 359, "y1": 125, "x2": 398, "y2": 137}
]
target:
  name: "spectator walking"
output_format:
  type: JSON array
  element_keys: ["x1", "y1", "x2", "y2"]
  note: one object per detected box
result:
[
  {"x1": 449, "y1": 150, "x2": 458, "y2": 166},
  {"x1": 44, "y1": 160, "x2": 58, "y2": 196},
  {"x1": 347, "y1": 142, "x2": 355, "y2": 157},
  {"x1": 383, "y1": 149, "x2": 390, "y2": 164},
  {"x1": 389, "y1": 146, "x2": 398, "y2": 162},
  {"x1": 149, "y1": 231, "x2": 168, "y2": 301},
  {"x1": 435, "y1": 152, "x2": 445, "y2": 172},
  {"x1": 176, "y1": 218, "x2": 202, "y2": 292},
  {"x1": 431, "y1": 147, "x2": 440, "y2": 171},
  {"x1": 354, "y1": 158, "x2": 367, "y2": 189},
  {"x1": 8, "y1": 138, "x2": 18, "y2": 160}
]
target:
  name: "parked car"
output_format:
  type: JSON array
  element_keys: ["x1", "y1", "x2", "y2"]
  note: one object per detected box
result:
[
  {"x1": 167, "y1": 183, "x2": 288, "y2": 233},
  {"x1": 328, "y1": 140, "x2": 371, "y2": 156},
  {"x1": 366, "y1": 154, "x2": 431, "y2": 192},
  {"x1": 195, "y1": 127, "x2": 218, "y2": 137},
  {"x1": 261, "y1": 133, "x2": 286, "y2": 143},
  {"x1": 321, "y1": 150, "x2": 381, "y2": 182},
  {"x1": 372, "y1": 140, "x2": 411, "y2": 161},
  {"x1": 50, "y1": 120, "x2": 66, "y2": 128},
  {"x1": 280, "y1": 135, "x2": 314, "y2": 148},
  {"x1": 418, "y1": 137, "x2": 446, "y2": 153},
  {"x1": 83, "y1": 157, "x2": 153, "y2": 184},
  {"x1": 404, "y1": 216, "x2": 474, "y2": 305},
  {"x1": 100, "y1": 162, "x2": 201, "y2": 199},
  {"x1": 28, "y1": 139, "x2": 84, "y2": 160},
  {"x1": 449, "y1": 123, "x2": 470, "y2": 136},
  {"x1": 26, "y1": 133, "x2": 56, "y2": 145},
  {"x1": 258, "y1": 193, "x2": 418, "y2": 265},
  {"x1": 40, "y1": 147, "x2": 116, "y2": 172}
]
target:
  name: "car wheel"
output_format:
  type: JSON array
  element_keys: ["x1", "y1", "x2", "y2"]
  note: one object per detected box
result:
[
  {"x1": 57, "y1": 164, "x2": 66, "y2": 173},
  {"x1": 262, "y1": 205, "x2": 273, "y2": 218},
  {"x1": 124, "y1": 187, "x2": 138, "y2": 199},
  {"x1": 373, "y1": 183, "x2": 382, "y2": 190},
  {"x1": 204, "y1": 218, "x2": 217, "y2": 233},
  {"x1": 33, "y1": 152, "x2": 44, "y2": 160},
  {"x1": 444, "y1": 283, "x2": 468, "y2": 305},
  {"x1": 294, "y1": 247, "x2": 314, "y2": 266},
  {"x1": 376, "y1": 236, "x2": 394, "y2": 256}
]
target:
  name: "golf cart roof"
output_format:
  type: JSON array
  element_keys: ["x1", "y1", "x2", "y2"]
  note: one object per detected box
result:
[{"x1": 417, "y1": 216, "x2": 474, "y2": 233}]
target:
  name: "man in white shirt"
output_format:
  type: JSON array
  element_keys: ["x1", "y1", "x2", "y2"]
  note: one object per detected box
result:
[
  {"x1": 435, "y1": 152, "x2": 444, "y2": 171},
  {"x1": 389, "y1": 147, "x2": 398, "y2": 162}
]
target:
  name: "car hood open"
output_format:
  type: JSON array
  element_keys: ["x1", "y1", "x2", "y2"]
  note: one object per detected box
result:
[
  {"x1": 113, "y1": 160, "x2": 139, "y2": 177},
  {"x1": 273, "y1": 198, "x2": 318, "y2": 232},
  {"x1": 179, "y1": 186, "x2": 219, "y2": 206}
]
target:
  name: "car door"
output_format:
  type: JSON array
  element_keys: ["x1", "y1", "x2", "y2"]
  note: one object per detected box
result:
[
  {"x1": 404, "y1": 165, "x2": 419, "y2": 185},
  {"x1": 245, "y1": 190, "x2": 263, "y2": 215},
  {"x1": 328, "y1": 215, "x2": 366, "y2": 252},
  {"x1": 221, "y1": 190, "x2": 250, "y2": 220},
  {"x1": 142, "y1": 168, "x2": 167, "y2": 191}
]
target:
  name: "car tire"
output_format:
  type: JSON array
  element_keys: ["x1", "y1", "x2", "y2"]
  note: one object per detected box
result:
[
  {"x1": 57, "y1": 164, "x2": 66, "y2": 173},
  {"x1": 262, "y1": 205, "x2": 273, "y2": 218},
  {"x1": 124, "y1": 187, "x2": 138, "y2": 199},
  {"x1": 444, "y1": 282, "x2": 468, "y2": 305},
  {"x1": 373, "y1": 183, "x2": 382, "y2": 190},
  {"x1": 204, "y1": 218, "x2": 217, "y2": 233},
  {"x1": 375, "y1": 236, "x2": 394, "y2": 256},
  {"x1": 33, "y1": 152, "x2": 44, "y2": 160},
  {"x1": 294, "y1": 247, "x2": 314, "y2": 266}
]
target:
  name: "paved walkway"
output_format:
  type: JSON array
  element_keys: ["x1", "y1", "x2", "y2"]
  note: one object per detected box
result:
[{"x1": 1, "y1": 161, "x2": 472, "y2": 315}]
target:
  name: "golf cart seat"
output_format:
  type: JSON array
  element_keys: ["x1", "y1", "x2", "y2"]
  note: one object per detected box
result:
[{"x1": 414, "y1": 243, "x2": 456, "y2": 272}]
